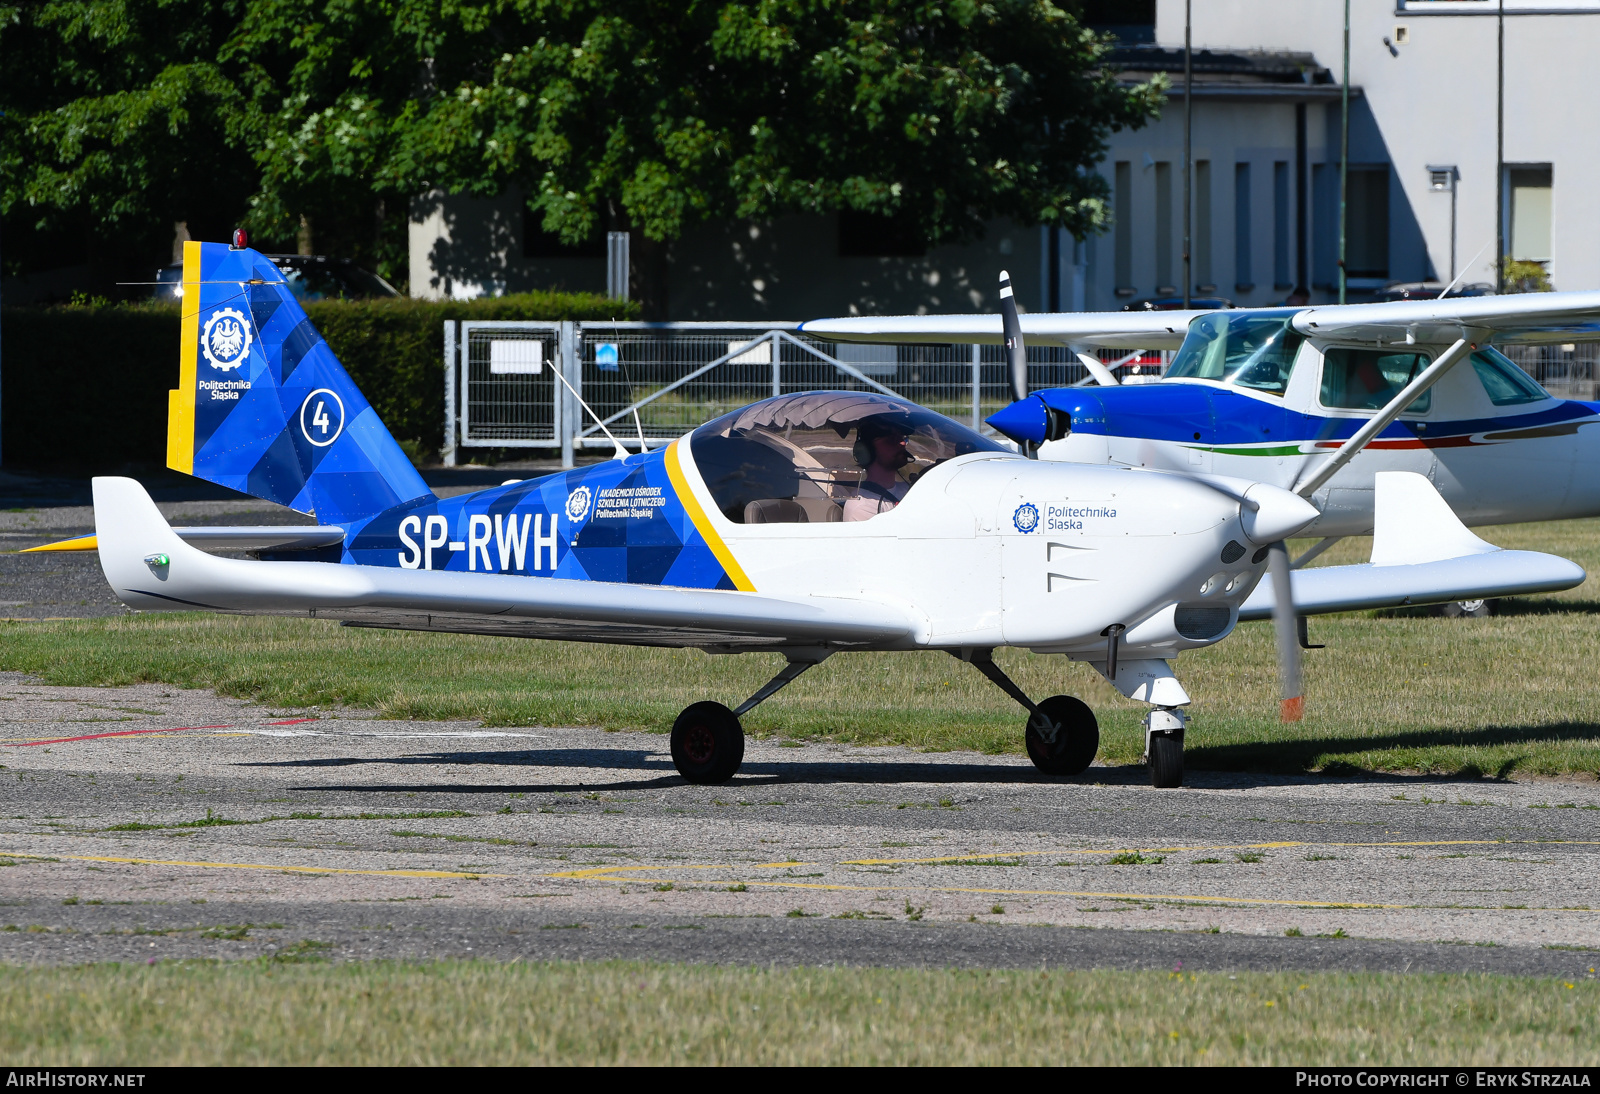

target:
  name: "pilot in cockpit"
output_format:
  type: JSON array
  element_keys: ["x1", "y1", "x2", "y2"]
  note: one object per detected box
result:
[{"x1": 843, "y1": 419, "x2": 913, "y2": 521}]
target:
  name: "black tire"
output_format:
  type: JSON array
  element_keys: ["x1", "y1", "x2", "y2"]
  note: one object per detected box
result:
[
  {"x1": 1149, "y1": 730, "x2": 1185, "y2": 789},
  {"x1": 1025, "y1": 695, "x2": 1099, "y2": 776},
  {"x1": 1439, "y1": 599, "x2": 1496, "y2": 619},
  {"x1": 671, "y1": 701, "x2": 745, "y2": 784}
]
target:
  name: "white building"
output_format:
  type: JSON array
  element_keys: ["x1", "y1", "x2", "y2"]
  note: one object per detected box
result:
[{"x1": 409, "y1": 0, "x2": 1598, "y2": 316}]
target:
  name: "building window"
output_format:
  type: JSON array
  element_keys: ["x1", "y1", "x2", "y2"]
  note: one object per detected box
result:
[
  {"x1": 838, "y1": 211, "x2": 925, "y2": 257},
  {"x1": 1312, "y1": 163, "x2": 1336, "y2": 289},
  {"x1": 1081, "y1": 0, "x2": 1155, "y2": 43},
  {"x1": 1154, "y1": 161, "x2": 1173, "y2": 293},
  {"x1": 1114, "y1": 161, "x2": 1133, "y2": 294},
  {"x1": 1510, "y1": 166, "x2": 1552, "y2": 263},
  {"x1": 1195, "y1": 160, "x2": 1213, "y2": 292},
  {"x1": 1346, "y1": 166, "x2": 1390, "y2": 280},
  {"x1": 1235, "y1": 163, "x2": 1253, "y2": 291},
  {"x1": 1273, "y1": 161, "x2": 1291, "y2": 289}
]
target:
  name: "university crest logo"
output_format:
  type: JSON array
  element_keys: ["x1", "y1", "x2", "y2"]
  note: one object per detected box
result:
[
  {"x1": 1013, "y1": 502, "x2": 1039, "y2": 534},
  {"x1": 202, "y1": 307, "x2": 252, "y2": 372},
  {"x1": 565, "y1": 486, "x2": 593, "y2": 523}
]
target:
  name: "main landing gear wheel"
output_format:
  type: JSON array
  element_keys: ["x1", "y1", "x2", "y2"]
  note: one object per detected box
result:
[
  {"x1": 1439, "y1": 599, "x2": 1496, "y2": 619},
  {"x1": 1025, "y1": 695, "x2": 1100, "y2": 776},
  {"x1": 1149, "y1": 730, "x2": 1185, "y2": 789},
  {"x1": 671, "y1": 701, "x2": 745, "y2": 785}
]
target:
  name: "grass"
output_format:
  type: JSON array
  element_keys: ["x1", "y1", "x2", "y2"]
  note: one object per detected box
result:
[
  {"x1": 2, "y1": 518, "x2": 1600, "y2": 778},
  {"x1": 0, "y1": 962, "x2": 1594, "y2": 1065}
]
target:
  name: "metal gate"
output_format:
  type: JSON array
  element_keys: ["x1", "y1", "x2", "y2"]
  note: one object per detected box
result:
[{"x1": 443, "y1": 320, "x2": 1144, "y2": 467}]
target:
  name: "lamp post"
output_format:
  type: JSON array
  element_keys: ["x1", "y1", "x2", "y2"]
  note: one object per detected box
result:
[
  {"x1": 1339, "y1": 0, "x2": 1350, "y2": 305},
  {"x1": 1496, "y1": 0, "x2": 1505, "y2": 293},
  {"x1": 1181, "y1": 0, "x2": 1192, "y2": 309}
]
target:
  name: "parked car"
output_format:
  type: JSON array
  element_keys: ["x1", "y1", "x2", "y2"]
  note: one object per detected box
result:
[
  {"x1": 1119, "y1": 295, "x2": 1234, "y2": 311},
  {"x1": 153, "y1": 254, "x2": 400, "y2": 301},
  {"x1": 1369, "y1": 281, "x2": 1495, "y2": 303}
]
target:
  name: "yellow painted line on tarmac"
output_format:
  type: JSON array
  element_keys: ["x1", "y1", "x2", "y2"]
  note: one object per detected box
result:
[
  {"x1": 839, "y1": 837, "x2": 1600, "y2": 867},
  {"x1": 548, "y1": 866, "x2": 1401, "y2": 909},
  {"x1": 550, "y1": 836, "x2": 1600, "y2": 908},
  {"x1": 551, "y1": 863, "x2": 744, "y2": 880},
  {"x1": 0, "y1": 850, "x2": 506, "y2": 880}
]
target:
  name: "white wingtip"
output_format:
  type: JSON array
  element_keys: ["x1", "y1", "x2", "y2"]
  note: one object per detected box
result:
[{"x1": 1370, "y1": 471, "x2": 1498, "y2": 566}]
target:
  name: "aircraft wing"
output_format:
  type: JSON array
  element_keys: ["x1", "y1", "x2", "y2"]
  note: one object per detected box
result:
[
  {"x1": 1291, "y1": 289, "x2": 1600, "y2": 346},
  {"x1": 796, "y1": 311, "x2": 1204, "y2": 350},
  {"x1": 1239, "y1": 471, "x2": 1585, "y2": 620},
  {"x1": 91, "y1": 477, "x2": 916, "y2": 650}
]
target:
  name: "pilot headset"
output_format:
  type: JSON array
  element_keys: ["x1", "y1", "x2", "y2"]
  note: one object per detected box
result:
[{"x1": 853, "y1": 420, "x2": 907, "y2": 467}]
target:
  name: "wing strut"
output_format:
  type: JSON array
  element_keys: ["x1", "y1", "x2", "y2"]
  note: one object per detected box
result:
[
  {"x1": 732, "y1": 653, "x2": 829, "y2": 717},
  {"x1": 1292, "y1": 337, "x2": 1473, "y2": 498}
]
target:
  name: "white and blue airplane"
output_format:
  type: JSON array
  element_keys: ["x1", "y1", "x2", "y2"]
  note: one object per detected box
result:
[
  {"x1": 801, "y1": 289, "x2": 1600, "y2": 555},
  {"x1": 33, "y1": 242, "x2": 1587, "y2": 788}
]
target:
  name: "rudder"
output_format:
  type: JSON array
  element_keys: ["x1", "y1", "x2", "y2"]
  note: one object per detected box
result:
[{"x1": 167, "y1": 240, "x2": 433, "y2": 524}]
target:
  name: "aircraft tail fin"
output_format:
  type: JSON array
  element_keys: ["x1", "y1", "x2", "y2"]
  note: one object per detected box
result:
[{"x1": 167, "y1": 240, "x2": 433, "y2": 524}]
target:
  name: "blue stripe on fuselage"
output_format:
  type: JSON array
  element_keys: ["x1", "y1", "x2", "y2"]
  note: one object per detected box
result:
[
  {"x1": 338, "y1": 447, "x2": 735, "y2": 590},
  {"x1": 1035, "y1": 383, "x2": 1598, "y2": 446}
]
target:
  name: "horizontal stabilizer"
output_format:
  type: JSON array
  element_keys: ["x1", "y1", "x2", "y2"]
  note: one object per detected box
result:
[
  {"x1": 92, "y1": 477, "x2": 915, "y2": 649},
  {"x1": 24, "y1": 527, "x2": 345, "y2": 553},
  {"x1": 1240, "y1": 472, "x2": 1584, "y2": 619}
]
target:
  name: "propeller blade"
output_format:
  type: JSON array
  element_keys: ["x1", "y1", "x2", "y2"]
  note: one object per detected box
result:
[
  {"x1": 1267, "y1": 540, "x2": 1304, "y2": 722},
  {"x1": 998, "y1": 270, "x2": 1027, "y2": 403}
]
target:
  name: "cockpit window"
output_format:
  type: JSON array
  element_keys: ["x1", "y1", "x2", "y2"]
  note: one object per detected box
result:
[
  {"x1": 1320, "y1": 348, "x2": 1432, "y2": 413},
  {"x1": 690, "y1": 392, "x2": 1009, "y2": 524},
  {"x1": 1470, "y1": 347, "x2": 1548, "y2": 406},
  {"x1": 1164, "y1": 309, "x2": 1305, "y2": 396}
]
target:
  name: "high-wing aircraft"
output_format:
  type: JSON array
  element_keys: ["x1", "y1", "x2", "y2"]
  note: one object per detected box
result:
[
  {"x1": 33, "y1": 243, "x2": 1586, "y2": 788},
  {"x1": 799, "y1": 292, "x2": 1600, "y2": 547},
  {"x1": 802, "y1": 280, "x2": 1600, "y2": 720}
]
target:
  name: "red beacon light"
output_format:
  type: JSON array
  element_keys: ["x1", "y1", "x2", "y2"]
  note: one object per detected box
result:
[{"x1": 231, "y1": 227, "x2": 249, "y2": 250}]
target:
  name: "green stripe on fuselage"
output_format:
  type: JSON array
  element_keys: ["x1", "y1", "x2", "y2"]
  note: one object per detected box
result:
[{"x1": 1181, "y1": 443, "x2": 1310, "y2": 457}]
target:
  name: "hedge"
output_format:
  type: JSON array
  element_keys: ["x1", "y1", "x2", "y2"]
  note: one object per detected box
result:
[{"x1": 0, "y1": 292, "x2": 636, "y2": 470}]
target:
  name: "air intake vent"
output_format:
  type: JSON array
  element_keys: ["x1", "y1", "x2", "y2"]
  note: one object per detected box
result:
[{"x1": 1175, "y1": 603, "x2": 1233, "y2": 640}]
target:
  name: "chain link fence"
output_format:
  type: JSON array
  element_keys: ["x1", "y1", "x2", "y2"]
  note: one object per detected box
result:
[{"x1": 444, "y1": 321, "x2": 1166, "y2": 466}]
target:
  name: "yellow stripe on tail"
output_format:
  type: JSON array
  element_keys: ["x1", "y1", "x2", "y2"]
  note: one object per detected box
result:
[
  {"x1": 20, "y1": 535, "x2": 98, "y2": 553},
  {"x1": 166, "y1": 240, "x2": 202, "y2": 475}
]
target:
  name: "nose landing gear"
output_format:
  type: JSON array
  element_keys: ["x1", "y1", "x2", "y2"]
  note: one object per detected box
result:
[{"x1": 1144, "y1": 707, "x2": 1187, "y2": 789}]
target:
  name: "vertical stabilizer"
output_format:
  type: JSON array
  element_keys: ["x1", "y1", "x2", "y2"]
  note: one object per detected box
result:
[{"x1": 167, "y1": 241, "x2": 433, "y2": 523}]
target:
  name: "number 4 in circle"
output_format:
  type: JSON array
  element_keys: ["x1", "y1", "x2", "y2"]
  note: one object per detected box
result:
[{"x1": 299, "y1": 388, "x2": 346, "y2": 447}]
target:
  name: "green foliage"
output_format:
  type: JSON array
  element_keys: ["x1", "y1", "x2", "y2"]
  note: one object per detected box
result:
[
  {"x1": 0, "y1": 291, "x2": 633, "y2": 468},
  {"x1": 3, "y1": 1, "x2": 1164, "y2": 290},
  {"x1": 1501, "y1": 257, "x2": 1553, "y2": 294}
]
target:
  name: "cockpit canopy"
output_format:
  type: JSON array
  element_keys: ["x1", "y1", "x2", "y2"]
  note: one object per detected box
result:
[
  {"x1": 1164, "y1": 309, "x2": 1304, "y2": 396},
  {"x1": 691, "y1": 392, "x2": 1008, "y2": 523}
]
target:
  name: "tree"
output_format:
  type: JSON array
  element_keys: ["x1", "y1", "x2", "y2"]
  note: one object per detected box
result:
[
  {"x1": 4, "y1": 1, "x2": 1163, "y2": 310},
  {"x1": 0, "y1": 1, "x2": 267, "y2": 284},
  {"x1": 370, "y1": 1, "x2": 1164, "y2": 314}
]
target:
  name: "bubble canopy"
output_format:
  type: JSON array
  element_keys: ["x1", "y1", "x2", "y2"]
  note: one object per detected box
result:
[{"x1": 689, "y1": 392, "x2": 1009, "y2": 524}]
